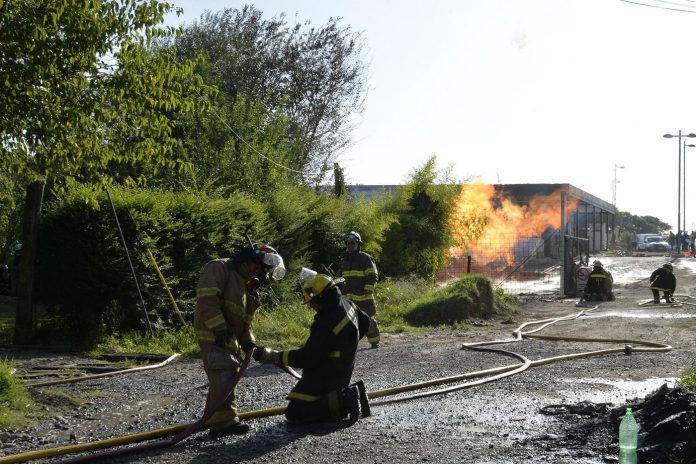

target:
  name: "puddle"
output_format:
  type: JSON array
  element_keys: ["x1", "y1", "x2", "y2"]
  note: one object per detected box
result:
[
  {"x1": 583, "y1": 309, "x2": 693, "y2": 319},
  {"x1": 559, "y1": 377, "x2": 676, "y2": 404}
]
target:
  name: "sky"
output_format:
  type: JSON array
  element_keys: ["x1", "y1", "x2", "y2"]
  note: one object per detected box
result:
[{"x1": 164, "y1": 0, "x2": 696, "y2": 232}]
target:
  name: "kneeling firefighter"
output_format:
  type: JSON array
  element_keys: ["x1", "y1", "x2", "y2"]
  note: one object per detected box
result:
[
  {"x1": 195, "y1": 243, "x2": 286, "y2": 437},
  {"x1": 254, "y1": 268, "x2": 372, "y2": 423},
  {"x1": 650, "y1": 262, "x2": 676, "y2": 303},
  {"x1": 582, "y1": 260, "x2": 615, "y2": 301}
]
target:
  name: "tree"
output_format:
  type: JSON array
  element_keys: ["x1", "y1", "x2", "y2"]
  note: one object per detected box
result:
[
  {"x1": 0, "y1": 0, "x2": 207, "y2": 343},
  {"x1": 174, "y1": 6, "x2": 368, "y2": 184},
  {"x1": 380, "y1": 157, "x2": 459, "y2": 279}
]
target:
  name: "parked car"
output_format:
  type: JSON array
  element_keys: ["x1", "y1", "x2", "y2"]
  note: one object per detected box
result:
[{"x1": 644, "y1": 235, "x2": 670, "y2": 252}]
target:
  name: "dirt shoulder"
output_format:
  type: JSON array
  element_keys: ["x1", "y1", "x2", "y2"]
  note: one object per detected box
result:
[{"x1": 1, "y1": 255, "x2": 694, "y2": 463}]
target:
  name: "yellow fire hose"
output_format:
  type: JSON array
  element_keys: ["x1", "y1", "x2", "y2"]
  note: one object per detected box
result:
[{"x1": 0, "y1": 305, "x2": 674, "y2": 463}]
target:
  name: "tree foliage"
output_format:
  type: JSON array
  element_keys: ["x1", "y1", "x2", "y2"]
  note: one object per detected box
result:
[
  {"x1": 0, "y1": 0, "x2": 207, "y2": 186},
  {"x1": 617, "y1": 211, "x2": 671, "y2": 235},
  {"x1": 173, "y1": 5, "x2": 368, "y2": 184},
  {"x1": 380, "y1": 157, "x2": 459, "y2": 280}
]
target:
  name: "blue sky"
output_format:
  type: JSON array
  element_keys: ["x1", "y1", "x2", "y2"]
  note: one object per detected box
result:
[{"x1": 165, "y1": 0, "x2": 696, "y2": 231}]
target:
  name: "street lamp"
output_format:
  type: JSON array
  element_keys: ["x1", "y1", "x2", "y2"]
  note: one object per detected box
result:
[
  {"x1": 684, "y1": 142, "x2": 695, "y2": 233},
  {"x1": 663, "y1": 131, "x2": 696, "y2": 237},
  {"x1": 612, "y1": 163, "x2": 625, "y2": 207}
]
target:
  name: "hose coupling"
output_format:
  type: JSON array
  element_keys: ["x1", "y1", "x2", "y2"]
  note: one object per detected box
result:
[{"x1": 624, "y1": 344, "x2": 634, "y2": 355}]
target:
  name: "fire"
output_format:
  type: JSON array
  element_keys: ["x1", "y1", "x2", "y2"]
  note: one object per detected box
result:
[{"x1": 449, "y1": 182, "x2": 579, "y2": 268}]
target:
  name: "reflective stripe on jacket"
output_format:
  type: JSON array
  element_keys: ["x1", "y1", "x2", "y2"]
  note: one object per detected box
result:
[{"x1": 339, "y1": 251, "x2": 377, "y2": 303}]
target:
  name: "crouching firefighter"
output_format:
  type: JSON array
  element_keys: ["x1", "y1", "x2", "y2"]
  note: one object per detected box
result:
[
  {"x1": 254, "y1": 268, "x2": 372, "y2": 423},
  {"x1": 650, "y1": 262, "x2": 676, "y2": 304},
  {"x1": 195, "y1": 243, "x2": 286, "y2": 437},
  {"x1": 582, "y1": 260, "x2": 615, "y2": 301}
]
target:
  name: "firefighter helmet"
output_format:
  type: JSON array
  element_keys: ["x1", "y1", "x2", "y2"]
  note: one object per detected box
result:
[
  {"x1": 663, "y1": 262, "x2": 674, "y2": 271},
  {"x1": 592, "y1": 260, "x2": 603, "y2": 267},
  {"x1": 299, "y1": 267, "x2": 344, "y2": 303},
  {"x1": 345, "y1": 231, "x2": 362, "y2": 244},
  {"x1": 254, "y1": 244, "x2": 286, "y2": 280}
]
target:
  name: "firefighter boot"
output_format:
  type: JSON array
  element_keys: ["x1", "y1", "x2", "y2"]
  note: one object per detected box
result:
[
  {"x1": 351, "y1": 380, "x2": 371, "y2": 418},
  {"x1": 665, "y1": 292, "x2": 675, "y2": 303},
  {"x1": 209, "y1": 419, "x2": 250, "y2": 438},
  {"x1": 341, "y1": 385, "x2": 361, "y2": 422},
  {"x1": 652, "y1": 290, "x2": 660, "y2": 304}
]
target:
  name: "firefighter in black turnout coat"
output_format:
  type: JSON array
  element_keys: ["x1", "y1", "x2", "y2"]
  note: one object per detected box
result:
[
  {"x1": 650, "y1": 262, "x2": 677, "y2": 304},
  {"x1": 582, "y1": 260, "x2": 614, "y2": 301},
  {"x1": 254, "y1": 268, "x2": 372, "y2": 423}
]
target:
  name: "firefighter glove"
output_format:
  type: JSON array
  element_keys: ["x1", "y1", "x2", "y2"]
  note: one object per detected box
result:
[
  {"x1": 245, "y1": 278, "x2": 261, "y2": 297},
  {"x1": 213, "y1": 326, "x2": 234, "y2": 349},
  {"x1": 241, "y1": 341, "x2": 257, "y2": 352},
  {"x1": 253, "y1": 346, "x2": 281, "y2": 364}
]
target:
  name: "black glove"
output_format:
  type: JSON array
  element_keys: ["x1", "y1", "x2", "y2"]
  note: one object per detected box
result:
[
  {"x1": 253, "y1": 346, "x2": 280, "y2": 364},
  {"x1": 241, "y1": 341, "x2": 257, "y2": 352},
  {"x1": 212, "y1": 326, "x2": 233, "y2": 349},
  {"x1": 245, "y1": 278, "x2": 261, "y2": 297}
]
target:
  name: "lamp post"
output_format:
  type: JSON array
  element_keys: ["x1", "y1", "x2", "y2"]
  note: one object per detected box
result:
[
  {"x1": 612, "y1": 163, "x2": 625, "y2": 208},
  {"x1": 684, "y1": 142, "x2": 695, "y2": 233},
  {"x1": 663, "y1": 131, "x2": 696, "y2": 238}
]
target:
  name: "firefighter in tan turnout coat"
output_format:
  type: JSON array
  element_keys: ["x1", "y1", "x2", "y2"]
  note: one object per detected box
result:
[
  {"x1": 339, "y1": 231, "x2": 380, "y2": 348},
  {"x1": 195, "y1": 243, "x2": 285, "y2": 437}
]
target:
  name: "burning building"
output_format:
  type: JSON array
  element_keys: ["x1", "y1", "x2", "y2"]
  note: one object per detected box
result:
[{"x1": 350, "y1": 183, "x2": 616, "y2": 295}]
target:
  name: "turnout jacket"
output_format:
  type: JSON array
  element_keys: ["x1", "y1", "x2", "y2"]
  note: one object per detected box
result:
[
  {"x1": 584, "y1": 266, "x2": 613, "y2": 295},
  {"x1": 339, "y1": 250, "x2": 378, "y2": 308},
  {"x1": 277, "y1": 288, "x2": 370, "y2": 401},
  {"x1": 650, "y1": 268, "x2": 676, "y2": 292},
  {"x1": 194, "y1": 259, "x2": 259, "y2": 355}
]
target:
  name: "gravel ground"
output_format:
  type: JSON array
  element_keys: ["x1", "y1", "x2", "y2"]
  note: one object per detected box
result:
[{"x1": 1, "y1": 255, "x2": 695, "y2": 463}]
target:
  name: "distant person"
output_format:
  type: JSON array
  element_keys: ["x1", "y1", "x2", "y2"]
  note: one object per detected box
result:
[
  {"x1": 691, "y1": 232, "x2": 696, "y2": 257},
  {"x1": 254, "y1": 268, "x2": 371, "y2": 424},
  {"x1": 668, "y1": 232, "x2": 676, "y2": 251},
  {"x1": 649, "y1": 262, "x2": 676, "y2": 304},
  {"x1": 582, "y1": 260, "x2": 615, "y2": 302},
  {"x1": 338, "y1": 231, "x2": 380, "y2": 348}
]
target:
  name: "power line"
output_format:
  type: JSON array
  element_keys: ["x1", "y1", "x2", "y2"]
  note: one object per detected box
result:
[{"x1": 619, "y1": 0, "x2": 696, "y2": 13}]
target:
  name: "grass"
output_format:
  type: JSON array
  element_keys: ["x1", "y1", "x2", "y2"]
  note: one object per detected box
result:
[
  {"x1": 91, "y1": 325, "x2": 199, "y2": 358},
  {"x1": 0, "y1": 357, "x2": 32, "y2": 429},
  {"x1": 673, "y1": 318, "x2": 696, "y2": 388}
]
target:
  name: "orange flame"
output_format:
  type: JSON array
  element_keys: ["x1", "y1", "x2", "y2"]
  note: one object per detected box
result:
[{"x1": 450, "y1": 182, "x2": 578, "y2": 267}]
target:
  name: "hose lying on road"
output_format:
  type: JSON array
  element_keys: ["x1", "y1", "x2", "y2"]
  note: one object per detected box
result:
[
  {"x1": 0, "y1": 305, "x2": 673, "y2": 464},
  {"x1": 25, "y1": 353, "x2": 181, "y2": 388}
]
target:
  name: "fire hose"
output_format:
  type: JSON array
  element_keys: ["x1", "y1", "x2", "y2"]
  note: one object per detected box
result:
[{"x1": 0, "y1": 305, "x2": 673, "y2": 463}]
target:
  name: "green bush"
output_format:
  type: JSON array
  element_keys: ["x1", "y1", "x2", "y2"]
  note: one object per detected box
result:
[
  {"x1": 379, "y1": 157, "x2": 458, "y2": 280},
  {"x1": 677, "y1": 359, "x2": 696, "y2": 389},
  {"x1": 0, "y1": 358, "x2": 31, "y2": 429},
  {"x1": 35, "y1": 185, "x2": 275, "y2": 342},
  {"x1": 404, "y1": 274, "x2": 514, "y2": 326}
]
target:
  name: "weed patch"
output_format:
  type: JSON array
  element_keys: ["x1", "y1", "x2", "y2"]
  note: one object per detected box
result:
[
  {"x1": 404, "y1": 274, "x2": 515, "y2": 326},
  {"x1": 0, "y1": 358, "x2": 32, "y2": 429}
]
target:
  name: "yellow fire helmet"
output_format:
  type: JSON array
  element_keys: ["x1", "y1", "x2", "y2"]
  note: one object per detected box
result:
[{"x1": 299, "y1": 267, "x2": 344, "y2": 303}]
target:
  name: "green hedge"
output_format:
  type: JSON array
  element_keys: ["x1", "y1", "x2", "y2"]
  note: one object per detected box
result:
[
  {"x1": 35, "y1": 186, "x2": 275, "y2": 341},
  {"x1": 33, "y1": 184, "x2": 396, "y2": 344}
]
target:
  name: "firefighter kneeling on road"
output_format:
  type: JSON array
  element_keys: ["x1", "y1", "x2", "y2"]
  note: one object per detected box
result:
[
  {"x1": 582, "y1": 260, "x2": 615, "y2": 301},
  {"x1": 195, "y1": 243, "x2": 286, "y2": 437},
  {"x1": 254, "y1": 268, "x2": 372, "y2": 423},
  {"x1": 650, "y1": 262, "x2": 676, "y2": 304}
]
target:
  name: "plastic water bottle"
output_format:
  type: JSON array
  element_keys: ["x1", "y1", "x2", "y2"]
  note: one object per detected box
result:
[{"x1": 619, "y1": 407, "x2": 639, "y2": 464}]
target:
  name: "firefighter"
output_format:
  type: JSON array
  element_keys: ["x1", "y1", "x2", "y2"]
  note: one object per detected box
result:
[
  {"x1": 650, "y1": 262, "x2": 676, "y2": 304},
  {"x1": 338, "y1": 231, "x2": 380, "y2": 348},
  {"x1": 582, "y1": 260, "x2": 615, "y2": 301},
  {"x1": 254, "y1": 268, "x2": 371, "y2": 424},
  {"x1": 195, "y1": 243, "x2": 285, "y2": 437}
]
